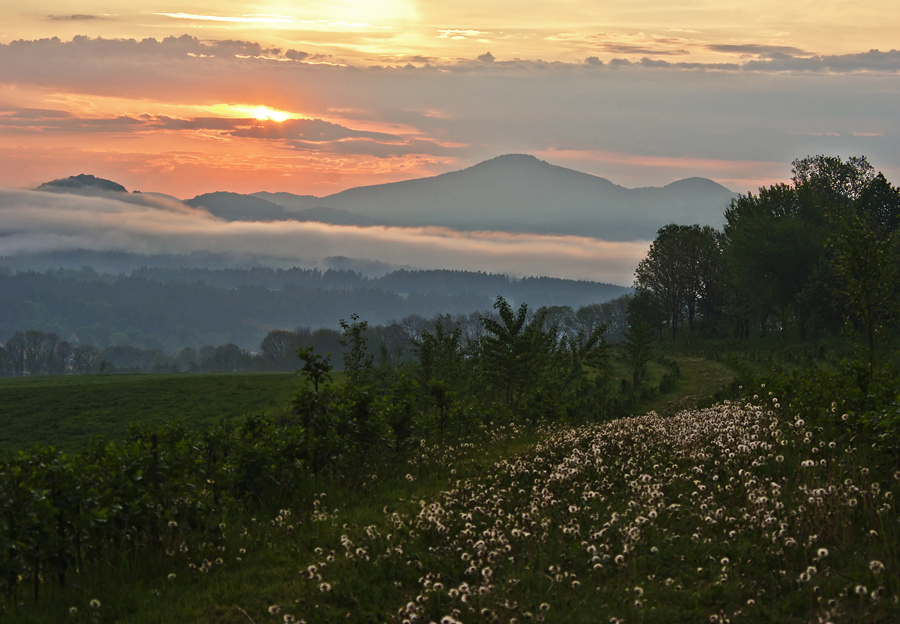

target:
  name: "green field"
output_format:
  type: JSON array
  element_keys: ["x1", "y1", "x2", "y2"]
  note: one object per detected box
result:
[
  {"x1": 0, "y1": 372, "x2": 299, "y2": 453},
  {"x1": 0, "y1": 354, "x2": 736, "y2": 455},
  {"x1": 2, "y1": 355, "x2": 898, "y2": 622},
  {"x1": 11, "y1": 390, "x2": 899, "y2": 623}
]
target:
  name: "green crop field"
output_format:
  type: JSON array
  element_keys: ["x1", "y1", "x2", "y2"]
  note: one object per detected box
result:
[
  {"x1": 0, "y1": 354, "x2": 736, "y2": 455},
  {"x1": 0, "y1": 373, "x2": 299, "y2": 453}
]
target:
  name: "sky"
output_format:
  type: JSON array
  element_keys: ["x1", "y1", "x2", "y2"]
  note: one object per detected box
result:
[{"x1": 1, "y1": 0, "x2": 898, "y2": 198}]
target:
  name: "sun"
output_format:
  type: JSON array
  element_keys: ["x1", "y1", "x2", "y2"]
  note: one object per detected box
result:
[
  {"x1": 204, "y1": 103, "x2": 298, "y2": 121},
  {"x1": 249, "y1": 106, "x2": 292, "y2": 122}
]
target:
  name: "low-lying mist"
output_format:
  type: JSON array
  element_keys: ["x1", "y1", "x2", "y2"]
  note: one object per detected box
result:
[{"x1": 0, "y1": 189, "x2": 647, "y2": 284}]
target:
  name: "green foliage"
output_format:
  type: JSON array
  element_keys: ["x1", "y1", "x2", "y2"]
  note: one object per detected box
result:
[
  {"x1": 377, "y1": 373, "x2": 418, "y2": 452},
  {"x1": 635, "y1": 224, "x2": 724, "y2": 337},
  {"x1": 623, "y1": 313, "x2": 654, "y2": 391},
  {"x1": 0, "y1": 373, "x2": 298, "y2": 453},
  {"x1": 296, "y1": 346, "x2": 332, "y2": 394},
  {"x1": 630, "y1": 154, "x2": 898, "y2": 346},
  {"x1": 480, "y1": 297, "x2": 548, "y2": 420},
  {"x1": 338, "y1": 314, "x2": 373, "y2": 385},
  {"x1": 829, "y1": 185, "x2": 900, "y2": 376}
]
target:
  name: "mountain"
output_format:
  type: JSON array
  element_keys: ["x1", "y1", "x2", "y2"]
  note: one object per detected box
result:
[
  {"x1": 251, "y1": 191, "x2": 320, "y2": 211},
  {"x1": 32, "y1": 155, "x2": 738, "y2": 240},
  {"x1": 36, "y1": 174, "x2": 127, "y2": 195},
  {"x1": 134, "y1": 190, "x2": 184, "y2": 204},
  {"x1": 185, "y1": 191, "x2": 294, "y2": 222},
  {"x1": 251, "y1": 193, "x2": 384, "y2": 226},
  {"x1": 289, "y1": 207, "x2": 382, "y2": 227},
  {"x1": 308, "y1": 154, "x2": 737, "y2": 240}
]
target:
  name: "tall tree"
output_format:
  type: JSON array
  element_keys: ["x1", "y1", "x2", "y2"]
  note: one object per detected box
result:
[
  {"x1": 829, "y1": 170, "x2": 900, "y2": 374},
  {"x1": 722, "y1": 183, "x2": 829, "y2": 339},
  {"x1": 634, "y1": 224, "x2": 725, "y2": 337},
  {"x1": 480, "y1": 297, "x2": 554, "y2": 420},
  {"x1": 634, "y1": 224, "x2": 688, "y2": 337}
]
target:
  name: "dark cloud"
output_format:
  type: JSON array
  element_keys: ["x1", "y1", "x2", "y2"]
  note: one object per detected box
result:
[
  {"x1": 47, "y1": 14, "x2": 107, "y2": 21},
  {"x1": 706, "y1": 44, "x2": 809, "y2": 58},
  {"x1": 594, "y1": 44, "x2": 689, "y2": 56},
  {"x1": 402, "y1": 55, "x2": 439, "y2": 64},
  {"x1": 587, "y1": 34, "x2": 690, "y2": 57},
  {"x1": 0, "y1": 107, "x2": 433, "y2": 156},
  {"x1": 629, "y1": 58, "x2": 741, "y2": 71},
  {"x1": 149, "y1": 115, "x2": 405, "y2": 146},
  {"x1": 229, "y1": 118, "x2": 397, "y2": 142},
  {"x1": 740, "y1": 49, "x2": 900, "y2": 72},
  {"x1": 285, "y1": 49, "x2": 309, "y2": 61},
  {"x1": 3, "y1": 35, "x2": 308, "y2": 63},
  {"x1": 0, "y1": 109, "x2": 148, "y2": 133},
  {"x1": 152, "y1": 115, "x2": 246, "y2": 131},
  {"x1": 0, "y1": 106, "x2": 72, "y2": 119}
]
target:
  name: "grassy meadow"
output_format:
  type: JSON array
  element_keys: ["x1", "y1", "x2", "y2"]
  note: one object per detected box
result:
[
  {"x1": 0, "y1": 352, "x2": 735, "y2": 454},
  {"x1": 2, "y1": 351, "x2": 898, "y2": 623},
  {"x1": 11, "y1": 391, "x2": 899, "y2": 623},
  {"x1": 0, "y1": 372, "x2": 298, "y2": 453}
]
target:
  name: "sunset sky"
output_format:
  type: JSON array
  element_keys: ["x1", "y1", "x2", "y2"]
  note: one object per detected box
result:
[{"x1": 1, "y1": 1, "x2": 898, "y2": 198}]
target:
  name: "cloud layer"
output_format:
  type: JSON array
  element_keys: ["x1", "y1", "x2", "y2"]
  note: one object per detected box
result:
[
  {"x1": 0, "y1": 189, "x2": 647, "y2": 284},
  {"x1": 0, "y1": 34, "x2": 898, "y2": 198}
]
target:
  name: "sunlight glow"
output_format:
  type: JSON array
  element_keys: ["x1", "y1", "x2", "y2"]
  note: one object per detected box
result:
[
  {"x1": 249, "y1": 106, "x2": 293, "y2": 122},
  {"x1": 156, "y1": 13, "x2": 295, "y2": 24},
  {"x1": 206, "y1": 105, "x2": 296, "y2": 122}
]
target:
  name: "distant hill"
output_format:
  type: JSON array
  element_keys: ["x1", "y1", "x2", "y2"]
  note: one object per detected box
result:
[
  {"x1": 251, "y1": 154, "x2": 737, "y2": 240},
  {"x1": 290, "y1": 207, "x2": 382, "y2": 227},
  {"x1": 251, "y1": 191, "x2": 320, "y2": 210},
  {"x1": 33, "y1": 155, "x2": 738, "y2": 240},
  {"x1": 36, "y1": 174, "x2": 127, "y2": 195},
  {"x1": 185, "y1": 192, "x2": 294, "y2": 221},
  {"x1": 309, "y1": 154, "x2": 737, "y2": 240},
  {"x1": 134, "y1": 190, "x2": 184, "y2": 204}
]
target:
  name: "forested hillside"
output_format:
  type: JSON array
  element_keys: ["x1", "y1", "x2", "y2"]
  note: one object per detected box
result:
[{"x1": 0, "y1": 267, "x2": 627, "y2": 354}]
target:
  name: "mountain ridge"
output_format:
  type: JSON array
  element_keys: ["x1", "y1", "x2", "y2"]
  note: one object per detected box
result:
[{"x1": 34, "y1": 154, "x2": 738, "y2": 240}]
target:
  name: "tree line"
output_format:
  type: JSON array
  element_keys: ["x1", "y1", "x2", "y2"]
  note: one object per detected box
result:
[
  {"x1": 0, "y1": 266, "x2": 628, "y2": 354},
  {"x1": 0, "y1": 297, "x2": 631, "y2": 377},
  {"x1": 632, "y1": 155, "x2": 900, "y2": 371}
]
